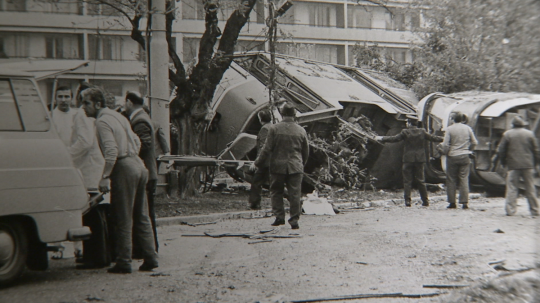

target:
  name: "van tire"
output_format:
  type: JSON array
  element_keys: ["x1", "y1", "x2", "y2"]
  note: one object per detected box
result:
[{"x1": 0, "y1": 219, "x2": 28, "y2": 286}]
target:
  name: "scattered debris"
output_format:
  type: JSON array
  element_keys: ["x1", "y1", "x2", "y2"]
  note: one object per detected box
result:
[
  {"x1": 302, "y1": 191, "x2": 336, "y2": 215},
  {"x1": 488, "y1": 259, "x2": 506, "y2": 265},
  {"x1": 85, "y1": 296, "x2": 104, "y2": 302},
  {"x1": 494, "y1": 229, "x2": 505, "y2": 233},
  {"x1": 181, "y1": 221, "x2": 217, "y2": 227},
  {"x1": 356, "y1": 262, "x2": 368, "y2": 265},
  {"x1": 290, "y1": 292, "x2": 443, "y2": 302},
  {"x1": 423, "y1": 284, "x2": 469, "y2": 288},
  {"x1": 260, "y1": 228, "x2": 277, "y2": 234},
  {"x1": 248, "y1": 240, "x2": 273, "y2": 244},
  {"x1": 150, "y1": 272, "x2": 171, "y2": 277}
]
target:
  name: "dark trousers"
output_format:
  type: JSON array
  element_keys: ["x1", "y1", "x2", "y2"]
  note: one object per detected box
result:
[
  {"x1": 402, "y1": 162, "x2": 428, "y2": 204},
  {"x1": 110, "y1": 156, "x2": 157, "y2": 265},
  {"x1": 248, "y1": 167, "x2": 269, "y2": 209},
  {"x1": 270, "y1": 173, "x2": 303, "y2": 224},
  {"x1": 147, "y1": 179, "x2": 158, "y2": 252},
  {"x1": 82, "y1": 203, "x2": 111, "y2": 267},
  {"x1": 446, "y1": 154, "x2": 471, "y2": 205},
  {"x1": 134, "y1": 179, "x2": 159, "y2": 255}
]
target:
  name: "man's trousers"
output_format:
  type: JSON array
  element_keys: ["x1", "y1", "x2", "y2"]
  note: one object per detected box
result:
[
  {"x1": 270, "y1": 173, "x2": 303, "y2": 224},
  {"x1": 505, "y1": 168, "x2": 539, "y2": 216},
  {"x1": 110, "y1": 156, "x2": 157, "y2": 266},
  {"x1": 402, "y1": 162, "x2": 428, "y2": 204},
  {"x1": 248, "y1": 167, "x2": 269, "y2": 209},
  {"x1": 446, "y1": 154, "x2": 471, "y2": 205}
]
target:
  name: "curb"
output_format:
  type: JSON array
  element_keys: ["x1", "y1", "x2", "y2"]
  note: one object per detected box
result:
[{"x1": 156, "y1": 193, "x2": 483, "y2": 227}]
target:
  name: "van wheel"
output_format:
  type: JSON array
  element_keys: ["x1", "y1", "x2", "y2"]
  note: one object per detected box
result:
[{"x1": 0, "y1": 220, "x2": 28, "y2": 285}]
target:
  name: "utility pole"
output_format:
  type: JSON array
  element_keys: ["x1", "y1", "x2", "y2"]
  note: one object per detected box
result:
[
  {"x1": 266, "y1": 0, "x2": 293, "y2": 109},
  {"x1": 148, "y1": 0, "x2": 170, "y2": 147}
]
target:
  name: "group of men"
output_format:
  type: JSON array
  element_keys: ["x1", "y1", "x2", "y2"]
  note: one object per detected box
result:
[
  {"x1": 375, "y1": 113, "x2": 539, "y2": 217},
  {"x1": 51, "y1": 84, "x2": 170, "y2": 274}
]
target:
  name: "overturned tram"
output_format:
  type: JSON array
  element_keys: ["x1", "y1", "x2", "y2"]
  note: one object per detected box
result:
[
  {"x1": 193, "y1": 52, "x2": 419, "y2": 189},
  {"x1": 418, "y1": 91, "x2": 540, "y2": 192}
]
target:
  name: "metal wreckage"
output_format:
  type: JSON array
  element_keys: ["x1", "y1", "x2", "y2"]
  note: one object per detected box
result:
[{"x1": 162, "y1": 52, "x2": 540, "y2": 193}]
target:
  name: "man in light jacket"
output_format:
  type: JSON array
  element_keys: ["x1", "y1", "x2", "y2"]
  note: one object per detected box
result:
[{"x1": 440, "y1": 112, "x2": 478, "y2": 209}]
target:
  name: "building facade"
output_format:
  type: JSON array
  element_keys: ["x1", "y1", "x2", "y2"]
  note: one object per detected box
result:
[{"x1": 0, "y1": 0, "x2": 415, "y2": 106}]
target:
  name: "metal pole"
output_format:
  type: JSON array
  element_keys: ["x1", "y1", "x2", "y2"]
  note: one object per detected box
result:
[
  {"x1": 268, "y1": 2, "x2": 276, "y2": 108},
  {"x1": 148, "y1": 0, "x2": 170, "y2": 146}
]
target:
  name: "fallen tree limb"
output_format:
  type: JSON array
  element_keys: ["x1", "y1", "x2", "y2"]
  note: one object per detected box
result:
[
  {"x1": 181, "y1": 221, "x2": 217, "y2": 227},
  {"x1": 290, "y1": 292, "x2": 443, "y2": 302},
  {"x1": 291, "y1": 292, "x2": 442, "y2": 303},
  {"x1": 423, "y1": 284, "x2": 468, "y2": 288}
]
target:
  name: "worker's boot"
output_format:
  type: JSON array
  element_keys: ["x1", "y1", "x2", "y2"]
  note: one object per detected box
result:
[{"x1": 447, "y1": 203, "x2": 457, "y2": 209}]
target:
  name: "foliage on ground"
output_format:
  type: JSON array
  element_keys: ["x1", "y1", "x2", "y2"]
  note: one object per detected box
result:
[
  {"x1": 154, "y1": 186, "x2": 445, "y2": 218},
  {"x1": 442, "y1": 271, "x2": 539, "y2": 303}
]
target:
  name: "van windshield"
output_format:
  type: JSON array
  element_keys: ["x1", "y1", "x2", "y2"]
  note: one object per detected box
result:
[{"x1": 0, "y1": 79, "x2": 50, "y2": 132}]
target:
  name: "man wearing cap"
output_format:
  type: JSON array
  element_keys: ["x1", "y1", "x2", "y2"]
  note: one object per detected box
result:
[
  {"x1": 376, "y1": 116, "x2": 443, "y2": 207},
  {"x1": 439, "y1": 112, "x2": 478, "y2": 209},
  {"x1": 252, "y1": 103, "x2": 309, "y2": 229},
  {"x1": 496, "y1": 115, "x2": 540, "y2": 216}
]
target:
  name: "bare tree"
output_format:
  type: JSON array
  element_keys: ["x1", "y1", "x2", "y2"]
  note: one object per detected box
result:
[{"x1": 83, "y1": 0, "x2": 257, "y2": 197}]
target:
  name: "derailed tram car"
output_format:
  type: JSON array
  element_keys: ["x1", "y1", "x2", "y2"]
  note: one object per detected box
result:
[
  {"x1": 202, "y1": 52, "x2": 419, "y2": 189},
  {"x1": 418, "y1": 91, "x2": 540, "y2": 192}
]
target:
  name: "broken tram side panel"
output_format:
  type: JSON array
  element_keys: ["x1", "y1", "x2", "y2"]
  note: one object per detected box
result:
[{"x1": 197, "y1": 52, "x2": 420, "y2": 189}]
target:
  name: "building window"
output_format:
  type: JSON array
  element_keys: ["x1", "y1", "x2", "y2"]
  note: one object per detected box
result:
[
  {"x1": 0, "y1": 0, "x2": 26, "y2": 12},
  {"x1": 391, "y1": 13, "x2": 406, "y2": 31},
  {"x1": 0, "y1": 33, "x2": 29, "y2": 58},
  {"x1": 92, "y1": 80, "x2": 124, "y2": 97},
  {"x1": 23, "y1": 0, "x2": 82, "y2": 14},
  {"x1": 182, "y1": 37, "x2": 200, "y2": 65},
  {"x1": 89, "y1": 35, "x2": 140, "y2": 61},
  {"x1": 277, "y1": 43, "x2": 338, "y2": 64},
  {"x1": 308, "y1": 3, "x2": 336, "y2": 27},
  {"x1": 182, "y1": 0, "x2": 264, "y2": 23},
  {"x1": 45, "y1": 34, "x2": 82, "y2": 59},
  {"x1": 87, "y1": 3, "x2": 123, "y2": 16},
  {"x1": 347, "y1": 6, "x2": 372, "y2": 29}
]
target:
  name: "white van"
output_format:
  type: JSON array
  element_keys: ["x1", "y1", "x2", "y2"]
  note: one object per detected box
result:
[{"x1": 0, "y1": 69, "x2": 91, "y2": 284}]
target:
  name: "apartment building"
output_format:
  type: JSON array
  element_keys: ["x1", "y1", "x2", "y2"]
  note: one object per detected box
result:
[{"x1": 0, "y1": 0, "x2": 415, "y2": 106}]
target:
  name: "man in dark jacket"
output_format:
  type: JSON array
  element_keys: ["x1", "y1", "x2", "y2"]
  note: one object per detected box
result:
[
  {"x1": 376, "y1": 116, "x2": 443, "y2": 207},
  {"x1": 496, "y1": 115, "x2": 540, "y2": 216},
  {"x1": 124, "y1": 91, "x2": 159, "y2": 252},
  {"x1": 248, "y1": 109, "x2": 273, "y2": 210},
  {"x1": 253, "y1": 103, "x2": 309, "y2": 229}
]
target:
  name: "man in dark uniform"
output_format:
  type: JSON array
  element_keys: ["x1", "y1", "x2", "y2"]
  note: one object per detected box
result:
[
  {"x1": 253, "y1": 103, "x2": 309, "y2": 229},
  {"x1": 124, "y1": 91, "x2": 159, "y2": 252},
  {"x1": 248, "y1": 109, "x2": 273, "y2": 210},
  {"x1": 376, "y1": 116, "x2": 443, "y2": 207}
]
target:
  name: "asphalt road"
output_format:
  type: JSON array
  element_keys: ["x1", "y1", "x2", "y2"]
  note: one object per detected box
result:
[{"x1": 0, "y1": 196, "x2": 538, "y2": 303}]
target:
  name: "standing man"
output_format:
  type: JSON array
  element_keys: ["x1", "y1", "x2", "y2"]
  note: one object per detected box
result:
[
  {"x1": 51, "y1": 86, "x2": 76, "y2": 146},
  {"x1": 440, "y1": 112, "x2": 478, "y2": 209},
  {"x1": 252, "y1": 103, "x2": 309, "y2": 229},
  {"x1": 124, "y1": 91, "x2": 159, "y2": 253},
  {"x1": 81, "y1": 87, "x2": 158, "y2": 273},
  {"x1": 496, "y1": 115, "x2": 540, "y2": 216},
  {"x1": 376, "y1": 116, "x2": 443, "y2": 207},
  {"x1": 248, "y1": 109, "x2": 273, "y2": 210}
]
